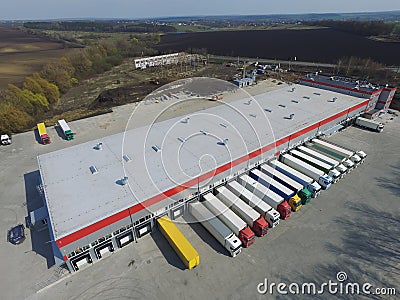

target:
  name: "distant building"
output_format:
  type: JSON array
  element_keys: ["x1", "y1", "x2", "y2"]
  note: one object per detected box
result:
[{"x1": 134, "y1": 52, "x2": 192, "y2": 69}]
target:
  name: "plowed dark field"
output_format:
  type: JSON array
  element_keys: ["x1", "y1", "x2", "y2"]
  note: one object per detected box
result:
[{"x1": 157, "y1": 28, "x2": 400, "y2": 65}]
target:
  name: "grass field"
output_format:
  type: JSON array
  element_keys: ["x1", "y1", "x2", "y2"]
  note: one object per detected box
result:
[{"x1": 0, "y1": 26, "x2": 75, "y2": 89}]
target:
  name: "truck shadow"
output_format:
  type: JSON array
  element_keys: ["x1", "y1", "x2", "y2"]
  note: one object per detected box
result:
[
  {"x1": 375, "y1": 162, "x2": 400, "y2": 196},
  {"x1": 150, "y1": 230, "x2": 186, "y2": 271},
  {"x1": 277, "y1": 202, "x2": 400, "y2": 300},
  {"x1": 24, "y1": 171, "x2": 55, "y2": 269},
  {"x1": 182, "y1": 214, "x2": 230, "y2": 257},
  {"x1": 33, "y1": 129, "x2": 42, "y2": 144},
  {"x1": 54, "y1": 125, "x2": 66, "y2": 140}
]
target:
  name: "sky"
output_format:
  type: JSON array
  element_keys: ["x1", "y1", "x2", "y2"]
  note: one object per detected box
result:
[{"x1": 1, "y1": 0, "x2": 400, "y2": 20}]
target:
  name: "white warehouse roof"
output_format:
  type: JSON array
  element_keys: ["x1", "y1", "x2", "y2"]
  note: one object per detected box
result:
[{"x1": 38, "y1": 83, "x2": 367, "y2": 241}]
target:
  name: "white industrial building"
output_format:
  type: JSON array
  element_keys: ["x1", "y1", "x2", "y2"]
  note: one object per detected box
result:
[
  {"x1": 134, "y1": 52, "x2": 192, "y2": 69},
  {"x1": 35, "y1": 75, "x2": 392, "y2": 272}
]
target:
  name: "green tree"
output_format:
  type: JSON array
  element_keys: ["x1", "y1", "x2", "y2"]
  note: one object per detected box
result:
[
  {"x1": 32, "y1": 73, "x2": 60, "y2": 104},
  {"x1": 0, "y1": 102, "x2": 33, "y2": 133},
  {"x1": 3, "y1": 84, "x2": 34, "y2": 114},
  {"x1": 40, "y1": 57, "x2": 75, "y2": 93}
]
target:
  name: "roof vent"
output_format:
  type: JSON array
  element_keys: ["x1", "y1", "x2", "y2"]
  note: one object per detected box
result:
[
  {"x1": 218, "y1": 138, "x2": 229, "y2": 146},
  {"x1": 90, "y1": 165, "x2": 98, "y2": 175},
  {"x1": 120, "y1": 176, "x2": 128, "y2": 186},
  {"x1": 94, "y1": 142, "x2": 103, "y2": 150},
  {"x1": 152, "y1": 145, "x2": 161, "y2": 152},
  {"x1": 123, "y1": 155, "x2": 132, "y2": 163},
  {"x1": 181, "y1": 117, "x2": 190, "y2": 124}
]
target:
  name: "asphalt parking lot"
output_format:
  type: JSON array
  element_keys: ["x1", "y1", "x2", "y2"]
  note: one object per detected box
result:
[{"x1": 0, "y1": 84, "x2": 399, "y2": 299}]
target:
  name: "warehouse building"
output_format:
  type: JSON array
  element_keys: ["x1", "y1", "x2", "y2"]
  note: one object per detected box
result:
[
  {"x1": 300, "y1": 73, "x2": 397, "y2": 119},
  {"x1": 35, "y1": 78, "x2": 383, "y2": 272}
]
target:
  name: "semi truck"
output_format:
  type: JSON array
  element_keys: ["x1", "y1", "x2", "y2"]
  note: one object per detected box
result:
[
  {"x1": 237, "y1": 174, "x2": 291, "y2": 219},
  {"x1": 250, "y1": 169, "x2": 302, "y2": 211},
  {"x1": 298, "y1": 146, "x2": 347, "y2": 177},
  {"x1": 37, "y1": 123, "x2": 50, "y2": 145},
  {"x1": 215, "y1": 186, "x2": 269, "y2": 237},
  {"x1": 313, "y1": 138, "x2": 367, "y2": 162},
  {"x1": 312, "y1": 139, "x2": 362, "y2": 166},
  {"x1": 268, "y1": 160, "x2": 321, "y2": 198},
  {"x1": 260, "y1": 164, "x2": 311, "y2": 204},
  {"x1": 1, "y1": 134, "x2": 12, "y2": 145},
  {"x1": 307, "y1": 142, "x2": 355, "y2": 171},
  {"x1": 290, "y1": 149, "x2": 341, "y2": 183},
  {"x1": 58, "y1": 119, "x2": 75, "y2": 140},
  {"x1": 202, "y1": 193, "x2": 255, "y2": 247},
  {"x1": 189, "y1": 202, "x2": 242, "y2": 257},
  {"x1": 279, "y1": 154, "x2": 332, "y2": 190},
  {"x1": 157, "y1": 216, "x2": 200, "y2": 270},
  {"x1": 226, "y1": 181, "x2": 280, "y2": 228},
  {"x1": 355, "y1": 117, "x2": 384, "y2": 133}
]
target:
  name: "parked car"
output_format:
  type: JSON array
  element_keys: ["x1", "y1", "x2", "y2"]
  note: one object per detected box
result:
[{"x1": 7, "y1": 224, "x2": 25, "y2": 245}]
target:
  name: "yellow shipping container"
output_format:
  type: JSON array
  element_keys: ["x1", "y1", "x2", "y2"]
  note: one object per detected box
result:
[{"x1": 157, "y1": 216, "x2": 200, "y2": 270}]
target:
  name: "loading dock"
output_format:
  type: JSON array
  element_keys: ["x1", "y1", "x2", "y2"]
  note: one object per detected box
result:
[
  {"x1": 95, "y1": 242, "x2": 114, "y2": 259},
  {"x1": 171, "y1": 205, "x2": 185, "y2": 220},
  {"x1": 135, "y1": 222, "x2": 152, "y2": 238},
  {"x1": 116, "y1": 231, "x2": 134, "y2": 248},
  {"x1": 71, "y1": 252, "x2": 92, "y2": 271}
]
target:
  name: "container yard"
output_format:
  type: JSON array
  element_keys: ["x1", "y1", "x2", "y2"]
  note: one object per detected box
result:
[{"x1": 0, "y1": 73, "x2": 398, "y2": 299}]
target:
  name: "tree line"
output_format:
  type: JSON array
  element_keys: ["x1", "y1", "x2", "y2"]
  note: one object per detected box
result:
[
  {"x1": 306, "y1": 20, "x2": 399, "y2": 37},
  {"x1": 0, "y1": 37, "x2": 158, "y2": 133},
  {"x1": 24, "y1": 21, "x2": 177, "y2": 33}
]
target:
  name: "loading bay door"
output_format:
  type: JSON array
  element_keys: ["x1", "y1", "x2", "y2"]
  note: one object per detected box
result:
[
  {"x1": 95, "y1": 242, "x2": 114, "y2": 259},
  {"x1": 135, "y1": 222, "x2": 152, "y2": 238},
  {"x1": 71, "y1": 252, "x2": 92, "y2": 271},
  {"x1": 117, "y1": 231, "x2": 134, "y2": 248},
  {"x1": 171, "y1": 205, "x2": 184, "y2": 220}
]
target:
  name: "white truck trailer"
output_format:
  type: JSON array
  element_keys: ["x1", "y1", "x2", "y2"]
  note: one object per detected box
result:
[
  {"x1": 189, "y1": 202, "x2": 242, "y2": 257},
  {"x1": 312, "y1": 139, "x2": 362, "y2": 166},
  {"x1": 226, "y1": 181, "x2": 280, "y2": 228},
  {"x1": 260, "y1": 164, "x2": 312, "y2": 205},
  {"x1": 268, "y1": 160, "x2": 321, "y2": 198},
  {"x1": 298, "y1": 146, "x2": 347, "y2": 176},
  {"x1": 290, "y1": 149, "x2": 341, "y2": 183},
  {"x1": 250, "y1": 169, "x2": 302, "y2": 211},
  {"x1": 307, "y1": 142, "x2": 355, "y2": 171},
  {"x1": 215, "y1": 186, "x2": 269, "y2": 237},
  {"x1": 355, "y1": 117, "x2": 384, "y2": 133},
  {"x1": 237, "y1": 174, "x2": 292, "y2": 219},
  {"x1": 279, "y1": 154, "x2": 332, "y2": 190},
  {"x1": 58, "y1": 119, "x2": 75, "y2": 140},
  {"x1": 202, "y1": 193, "x2": 255, "y2": 248}
]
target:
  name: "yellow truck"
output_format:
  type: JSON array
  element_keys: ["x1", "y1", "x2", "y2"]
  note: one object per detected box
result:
[{"x1": 157, "y1": 216, "x2": 200, "y2": 270}]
